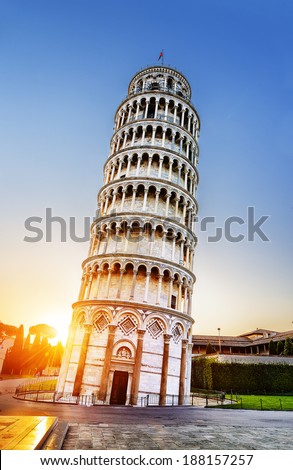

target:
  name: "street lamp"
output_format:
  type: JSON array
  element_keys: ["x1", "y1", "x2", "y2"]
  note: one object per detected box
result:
[{"x1": 217, "y1": 328, "x2": 221, "y2": 354}]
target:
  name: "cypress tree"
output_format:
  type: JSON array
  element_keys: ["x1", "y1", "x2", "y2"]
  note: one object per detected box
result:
[
  {"x1": 283, "y1": 338, "x2": 292, "y2": 356},
  {"x1": 277, "y1": 340, "x2": 284, "y2": 355},
  {"x1": 268, "y1": 339, "x2": 277, "y2": 355}
]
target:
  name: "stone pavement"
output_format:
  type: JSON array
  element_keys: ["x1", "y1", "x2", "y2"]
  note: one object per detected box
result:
[
  {"x1": 1, "y1": 380, "x2": 292, "y2": 451},
  {"x1": 62, "y1": 420, "x2": 292, "y2": 450}
]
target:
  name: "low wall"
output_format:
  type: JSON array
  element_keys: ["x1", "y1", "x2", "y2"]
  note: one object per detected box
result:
[{"x1": 215, "y1": 354, "x2": 293, "y2": 366}]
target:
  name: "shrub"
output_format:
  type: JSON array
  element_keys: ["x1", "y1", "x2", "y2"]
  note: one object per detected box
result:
[{"x1": 191, "y1": 357, "x2": 293, "y2": 394}]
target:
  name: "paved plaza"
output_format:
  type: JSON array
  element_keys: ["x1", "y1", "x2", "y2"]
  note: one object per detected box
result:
[
  {"x1": 62, "y1": 420, "x2": 292, "y2": 450},
  {"x1": 0, "y1": 380, "x2": 292, "y2": 450}
]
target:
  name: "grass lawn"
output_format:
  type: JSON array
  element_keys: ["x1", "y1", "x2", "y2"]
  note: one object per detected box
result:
[{"x1": 218, "y1": 394, "x2": 293, "y2": 411}]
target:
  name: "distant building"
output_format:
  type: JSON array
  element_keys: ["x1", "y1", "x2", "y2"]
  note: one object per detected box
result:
[{"x1": 192, "y1": 328, "x2": 293, "y2": 356}]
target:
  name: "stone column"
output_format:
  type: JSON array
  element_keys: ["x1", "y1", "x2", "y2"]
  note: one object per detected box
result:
[
  {"x1": 122, "y1": 132, "x2": 128, "y2": 149},
  {"x1": 177, "y1": 164, "x2": 182, "y2": 185},
  {"x1": 186, "y1": 141, "x2": 190, "y2": 160},
  {"x1": 103, "y1": 194, "x2": 110, "y2": 215},
  {"x1": 168, "y1": 158, "x2": 173, "y2": 180},
  {"x1": 154, "y1": 99, "x2": 159, "y2": 118},
  {"x1": 144, "y1": 100, "x2": 150, "y2": 119},
  {"x1": 187, "y1": 288, "x2": 193, "y2": 316},
  {"x1": 129, "y1": 268, "x2": 138, "y2": 299},
  {"x1": 158, "y1": 156, "x2": 164, "y2": 178},
  {"x1": 120, "y1": 188, "x2": 126, "y2": 211},
  {"x1": 147, "y1": 154, "x2": 153, "y2": 176},
  {"x1": 175, "y1": 196, "x2": 179, "y2": 218},
  {"x1": 126, "y1": 157, "x2": 131, "y2": 176},
  {"x1": 131, "y1": 129, "x2": 137, "y2": 146},
  {"x1": 130, "y1": 329, "x2": 146, "y2": 405},
  {"x1": 151, "y1": 127, "x2": 156, "y2": 145},
  {"x1": 159, "y1": 334, "x2": 172, "y2": 405},
  {"x1": 156, "y1": 274, "x2": 163, "y2": 305},
  {"x1": 188, "y1": 208, "x2": 192, "y2": 229},
  {"x1": 143, "y1": 270, "x2": 151, "y2": 302},
  {"x1": 98, "y1": 324, "x2": 117, "y2": 401},
  {"x1": 171, "y1": 234, "x2": 176, "y2": 261},
  {"x1": 182, "y1": 201, "x2": 187, "y2": 222},
  {"x1": 72, "y1": 323, "x2": 92, "y2": 396},
  {"x1": 179, "y1": 339, "x2": 188, "y2": 405},
  {"x1": 85, "y1": 274, "x2": 93, "y2": 299},
  {"x1": 183, "y1": 284, "x2": 188, "y2": 314},
  {"x1": 177, "y1": 281, "x2": 182, "y2": 310},
  {"x1": 188, "y1": 114, "x2": 192, "y2": 132},
  {"x1": 173, "y1": 104, "x2": 178, "y2": 123},
  {"x1": 136, "y1": 155, "x2": 142, "y2": 176},
  {"x1": 93, "y1": 269, "x2": 102, "y2": 299},
  {"x1": 135, "y1": 102, "x2": 140, "y2": 119},
  {"x1": 56, "y1": 320, "x2": 77, "y2": 398},
  {"x1": 154, "y1": 189, "x2": 160, "y2": 213},
  {"x1": 124, "y1": 225, "x2": 130, "y2": 252},
  {"x1": 121, "y1": 110, "x2": 126, "y2": 126},
  {"x1": 103, "y1": 228, "x2": 110, "y2": 254},
  {"x1": 127, "y1": 105, "x2": 133, "y2": 123},
  {"x1": 161, "y1": 231, "x2": 166, "y2": 257},
  {"x1": 165, "y1": 192, "x2": 171, "y2": 217},
  {"x1": 181, "y1": 108, "x2": 185, "y2": 127},
  {"x1": 167, "y1": 276, "x2": 173, "y2": 307},
  {"x1": 179, "y1": 239, "x2": 184, "y2": 265},
  {"x1": 184, "y1": 168, "x2": 188, "y2": 189},
  {"x1": 164, "y1": 100, "x2": 169, "y2": 120},
  {"x1": 116, "y1": 268, "x2": 125, "y2": 299},
  {"x1": 78, "y1": 274, "x2": 87, "y2": 300},
  {"x1": 131, "y1": 187, "x2": 137, "y2": 210},
  {"x1": 105, "y1": 268, "x2": 113, "y2": 298},
  {"x1": 162, "y1": 128, "x2": 166, "y2": 147},
  {"x1": 141, "y1": 126, "x2": 146, "y2": 144},
  {"x1": 142, "y1": 186, "x2": 149, "y2": 211},
  {"x1": 149, "y1": 228, "x2": 155, "y2": 256},
  {"x1": 110, "y1": 163, "x2": 116, "y2": 180},
  {"x1": 111, "y1": 190, "x2": 118, "y2": 211},
  {"x1": 171, "y1": 132, "x2": 175, "y2": 150},
  {"x1": 185, "y1": 243, "x2": 190, "y2": 267}
]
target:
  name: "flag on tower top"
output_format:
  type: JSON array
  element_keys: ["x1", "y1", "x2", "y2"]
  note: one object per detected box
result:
[{"x1": 158, "y1": 51, "x2": 163, "y2": 61}]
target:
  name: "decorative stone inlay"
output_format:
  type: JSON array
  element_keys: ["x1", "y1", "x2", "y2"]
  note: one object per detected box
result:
[
  {"x1": 94, "y1": 314, "x2": 109, "y2": 333},
  {"x1": 172, "y1": 323, "x2": 183, "y2": 343},
  {"x1": 118, "y1": 315, "x2": 137, "y2": 335},
  {"x1": 147, "y1": 318, "x2": 164, "y2": 339},
  {"x1": 116, "y1": 346, "x2": 132, "y2": 359}
]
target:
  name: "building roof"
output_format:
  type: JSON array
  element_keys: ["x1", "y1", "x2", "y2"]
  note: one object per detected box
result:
[{"x1": 192, "y1": 329, "x2": 293, "y2": 348}]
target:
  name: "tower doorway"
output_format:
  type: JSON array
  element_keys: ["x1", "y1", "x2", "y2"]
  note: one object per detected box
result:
[{"x1": 110, "y1": 371, "x2": 128, "y2": 405}]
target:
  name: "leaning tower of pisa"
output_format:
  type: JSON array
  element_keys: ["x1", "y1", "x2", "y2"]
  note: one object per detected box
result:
[{"x1": 56, "y1": 65, "x2": 200, "y2": 405}]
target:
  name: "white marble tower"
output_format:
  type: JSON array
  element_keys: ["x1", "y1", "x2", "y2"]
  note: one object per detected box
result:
[{"x1": 57, "y1": 65, "x2": 200, "y2": 405}]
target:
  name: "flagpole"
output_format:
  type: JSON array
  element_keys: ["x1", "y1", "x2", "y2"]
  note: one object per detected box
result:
[{"x1": 162, "y1": 49, "x2": 164, "y2": 65}]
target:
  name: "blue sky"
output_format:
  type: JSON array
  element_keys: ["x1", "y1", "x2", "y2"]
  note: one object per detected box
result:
[{"x1": 0, "y1": 0, "x2": 292, "y2": 341}]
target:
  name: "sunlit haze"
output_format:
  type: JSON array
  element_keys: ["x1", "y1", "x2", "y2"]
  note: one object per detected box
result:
[{"x1": 1, "y1": 0, "x2": 292, "y2": 344}]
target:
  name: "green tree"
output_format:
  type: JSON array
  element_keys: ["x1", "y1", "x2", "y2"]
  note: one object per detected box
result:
[
  {"x1": 268, "y1": 340, "x2": 277, "y2": 355},
  {"x1": 283, "y1": 338, "x2": 292, "y2": 356},
  {"x1": 277, "y1": 340, "x2": 284, "y2": 355},
  {"x1": 206, "y1": 343, "x2": 216, "y2": 354}
]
